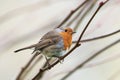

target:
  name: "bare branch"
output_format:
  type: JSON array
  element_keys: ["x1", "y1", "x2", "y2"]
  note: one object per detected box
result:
[
  {"x1": 72, "y1": 29, "x2": 120, "y2": 43},
  {"x1": 62, "y1": 39, "x2": 120, "y2": 80},
  {"x1": 16, "y1": 52, "x2": 41, "y2": 80},
  {"x1": 67, "y1": 0, "x2": 95, "y2": 27},
  {"x1": 77, "y1": 0, "x2": 109, "y2": 44},
  {"x1": 55, "y1": 0, "x2": 88, "y2": 28},
  {"x1": 73, "y1": 0, "x2": 97, "y2": 31}
]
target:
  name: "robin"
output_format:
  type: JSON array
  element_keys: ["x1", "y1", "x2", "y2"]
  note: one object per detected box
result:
[{"x1": 14, "y1": 27, "x2": 75, "y2": 65}]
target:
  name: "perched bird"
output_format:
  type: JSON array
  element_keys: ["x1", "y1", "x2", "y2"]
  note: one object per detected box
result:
[{"x1": 14, "y1": 27, "x2": 75, "y2": 65}]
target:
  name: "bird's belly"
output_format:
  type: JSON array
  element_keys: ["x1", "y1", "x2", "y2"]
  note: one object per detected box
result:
[
  {"x1": 42, "y1": 39, "x2": 64, "y2": 57},
  {"x1": 42, "y1": 46, "x2": 64, "y2": 57}
]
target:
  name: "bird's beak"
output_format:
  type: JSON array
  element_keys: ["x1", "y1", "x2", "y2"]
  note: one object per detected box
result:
[{"x1": 72, "y1": 32, "x2": 76, "y2": 34}]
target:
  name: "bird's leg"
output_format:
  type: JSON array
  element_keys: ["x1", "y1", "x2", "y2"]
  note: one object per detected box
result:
[{"x1": 44, "y1": 56, "x2": 51, "y2": 69}]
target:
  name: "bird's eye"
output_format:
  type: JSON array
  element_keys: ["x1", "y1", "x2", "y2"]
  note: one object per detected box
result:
[{"x1": 65, "y1": 29, "x2": 67, "y2": 32}]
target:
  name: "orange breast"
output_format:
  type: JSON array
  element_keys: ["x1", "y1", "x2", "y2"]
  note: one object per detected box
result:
[{"x1": 60, "y1": 32, "x2": 72, "y2": 50}]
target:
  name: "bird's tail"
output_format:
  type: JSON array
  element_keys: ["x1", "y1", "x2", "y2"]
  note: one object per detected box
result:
[
  {"x1": 14, "y1": 47, "x2": 29, "y2": 53},
  {"x1": 14, "y1": 44, "x2": 37, "y2": 53},
  {"x1": 14, "y1": 39, "x2": 52, "y2": 53}
]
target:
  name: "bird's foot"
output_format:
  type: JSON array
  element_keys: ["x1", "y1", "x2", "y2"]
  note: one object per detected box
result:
[
  {"x1": 57, "y1": 56, "x2": 64, "y2": 64},
  {"x1": 45, "y1": 59, "x2": 52, "y2": 69},
  {"x1": 53, "y1": 55, "x2": 64, "y2": 64}
]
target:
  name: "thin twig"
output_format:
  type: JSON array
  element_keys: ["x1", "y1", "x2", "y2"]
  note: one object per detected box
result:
[
  {"x1": 74, "y1": 0, "x2": 97, "y2": 31},
  {"x1": 77, "y1": 0, "x2": 109, "y2": 43},
  {"x1": 66, "y1": 0, "x2": 92, "y2": 27},
  {"x1": 55, "y1": 0, "x2": 88, "y2": 28},
  {"x1": 62, "y1": 39, "x2": 120, "y2": 80},
  {"x1": 32, "y1": 1, "x2": 108, "y2": 80},
  {"x1": 72, "y1": 29, "x2": 120, "y2": 43},
  {"x1": 66, "y1": 5, "x2": 85, "y2": 27},
  {"x1": 16, "y1": 52, "x2": 41, "y2": 80}
]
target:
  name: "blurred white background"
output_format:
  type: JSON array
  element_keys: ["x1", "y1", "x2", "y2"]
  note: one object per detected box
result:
[{"x1": 0, "y1": 0, "x2": 120, "y2": 80}]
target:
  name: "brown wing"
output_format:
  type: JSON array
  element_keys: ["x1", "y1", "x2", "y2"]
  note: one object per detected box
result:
[
  {"x1": 36, "y1": 30, "x2": 62, "y2": 50},
  {"x1": 39, "y1": 30, "x2": 61, "y2": 42},
  {"x1": 14, "y1": 30, "x2": 62, "y2": 53}
]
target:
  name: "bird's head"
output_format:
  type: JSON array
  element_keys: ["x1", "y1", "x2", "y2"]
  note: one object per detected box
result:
[
  {"x1": 60, "y1": 27, "x2": 76, "y2": 50},
  {"x1": 64, "y1": 28, "x2": 76, "y2": 35}
]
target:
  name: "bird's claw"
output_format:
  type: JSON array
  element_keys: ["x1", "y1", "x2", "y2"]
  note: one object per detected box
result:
[
  {"x1": 57, "y1": 56, "x2": 64, "y2": 64},
  {"x1": 47, "y1": 63, "x2": 51, "y2": 69}
]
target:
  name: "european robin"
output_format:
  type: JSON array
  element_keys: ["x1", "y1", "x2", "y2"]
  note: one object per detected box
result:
[{"x1": 14, "y1": 28, "x2": 75, "y2": 65}]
